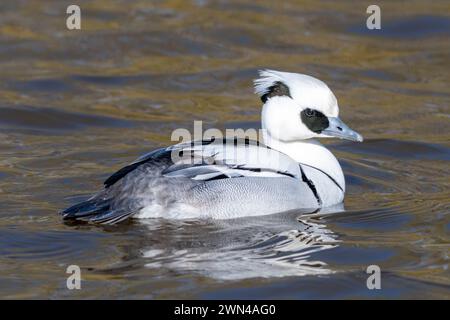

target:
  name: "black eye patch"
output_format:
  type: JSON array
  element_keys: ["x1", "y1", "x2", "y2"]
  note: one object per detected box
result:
[
  {"x1": 300, "y1": 108, "x2": 329, "y2": 133},
  {"x1": 261, "y1": 81, "x2": 291, "y2": 103}
]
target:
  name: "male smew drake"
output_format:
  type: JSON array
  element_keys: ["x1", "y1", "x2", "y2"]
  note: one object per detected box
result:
[{"x1": 61, "y1": 70, "x2": 363, "y2": 224}]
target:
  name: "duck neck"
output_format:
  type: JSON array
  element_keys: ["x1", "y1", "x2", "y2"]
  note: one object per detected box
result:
[{"x1": 262, "y1": 133, "x2": 346, "y2": 191}]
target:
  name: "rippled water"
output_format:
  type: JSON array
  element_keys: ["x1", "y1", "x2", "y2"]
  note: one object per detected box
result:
[{"x1": 0, "y1": 1, "x2": 449, "y2": 299}]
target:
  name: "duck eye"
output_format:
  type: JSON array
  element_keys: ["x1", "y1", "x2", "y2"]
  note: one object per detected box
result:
[
  {"x1": 300, "y1": 108, "x2": 329, "y2": 133},
  {"x1": 304, "y1": 108, "x2": 315, "y2": 117}
]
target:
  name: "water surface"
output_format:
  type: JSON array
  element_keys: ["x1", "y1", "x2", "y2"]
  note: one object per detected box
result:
[{"x1": 0, "y1": 0, "x2": 449, "y2": 299}]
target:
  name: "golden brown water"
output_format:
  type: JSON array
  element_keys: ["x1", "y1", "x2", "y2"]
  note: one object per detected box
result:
[{"x1": 0, "y1": 0, "x2": 449, "y2": 299}]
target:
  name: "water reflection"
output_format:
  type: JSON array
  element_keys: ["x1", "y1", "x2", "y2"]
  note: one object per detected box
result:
[{"x1": 139, "y1": 206, "x2": 342, "y2": 280}]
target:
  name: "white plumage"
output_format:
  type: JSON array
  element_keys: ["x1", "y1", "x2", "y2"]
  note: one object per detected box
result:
[{"x1": 61, "y1": 69, "x2": 363, "y2": 224}]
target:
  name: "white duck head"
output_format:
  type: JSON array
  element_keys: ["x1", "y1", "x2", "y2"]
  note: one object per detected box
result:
[
  {"x1": 254, "y1": 69, "x2": 363, "y2": 194},
  {"x1": 254, "y1": 69, "x2": 363, "y2": 143}
]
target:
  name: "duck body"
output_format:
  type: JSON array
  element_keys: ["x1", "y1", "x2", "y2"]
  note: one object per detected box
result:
[
  {"x1": 62, "y1": 138, "x2": 344, "y2": 223},
  {"x1": 61, "y1": 70, "x2": 362, "y2": 224}
]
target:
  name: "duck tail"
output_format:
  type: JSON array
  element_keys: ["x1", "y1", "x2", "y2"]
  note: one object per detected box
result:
[{"x1": 60, "y1": 196, "x2": 134, "y2": 225}]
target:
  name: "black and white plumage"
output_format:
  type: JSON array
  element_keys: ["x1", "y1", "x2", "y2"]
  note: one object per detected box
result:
[{"x1": 61, "y1": 70, "x2": 362, "y2": 224}]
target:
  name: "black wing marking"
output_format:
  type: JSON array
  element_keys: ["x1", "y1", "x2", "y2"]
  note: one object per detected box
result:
[
  {"x1": 104, "y1": 161, "x2": 147, "y2": 188},
  {"x1": 103, "y1": 148, "x2": 171, "y2": 188},
  {"x1": 103, "y1": 138, "x2": 271, "y2": 188},
  {"x1": 165, "y1": 139, "x2": 301, "y2": 180}
]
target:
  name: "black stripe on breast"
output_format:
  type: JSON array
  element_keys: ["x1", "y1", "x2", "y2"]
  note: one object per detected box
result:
[
  {"x1": 299, "y1": 163, "x2": 343, "y2": 192},
  {"x1": 299, "y1": 165, "x2": 322, "y2": 206}
]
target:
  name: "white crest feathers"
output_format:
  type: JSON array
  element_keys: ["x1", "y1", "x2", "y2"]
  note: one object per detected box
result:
[{"x1": 253, "y1": 69, "x2": 287, "y2": 96}]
